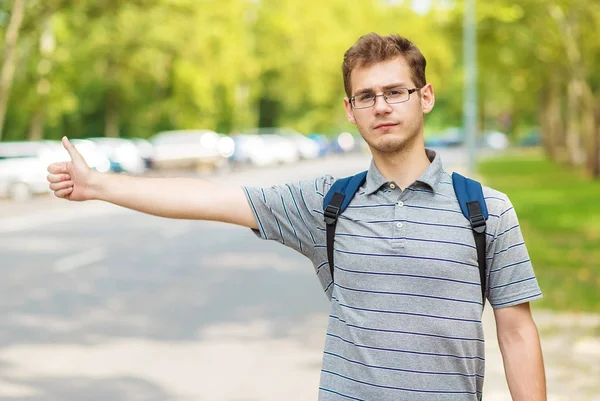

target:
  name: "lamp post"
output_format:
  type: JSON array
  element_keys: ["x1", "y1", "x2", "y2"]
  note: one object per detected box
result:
[{"x1": 463, "y1": 0, "x2": 478, "y2": 175}]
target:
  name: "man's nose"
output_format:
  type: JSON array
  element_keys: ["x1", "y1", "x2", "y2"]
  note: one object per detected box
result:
[{"x1": 373, "y1": 95, "x2": 392, "y2": 114}]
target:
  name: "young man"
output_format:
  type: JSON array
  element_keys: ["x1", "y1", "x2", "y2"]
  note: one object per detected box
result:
[{"x1": 47, "y1": 33, "x2": 546, "y2": 400}]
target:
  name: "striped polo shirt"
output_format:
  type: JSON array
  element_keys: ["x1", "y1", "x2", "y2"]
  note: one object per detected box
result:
[{"x1": 243, "y1": 149, "x2": 542, "y2": 401}]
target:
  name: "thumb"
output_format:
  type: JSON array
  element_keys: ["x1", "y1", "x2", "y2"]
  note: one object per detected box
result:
[{"x1": 62, "y1": 136, "x2": 86, "y2": 164}]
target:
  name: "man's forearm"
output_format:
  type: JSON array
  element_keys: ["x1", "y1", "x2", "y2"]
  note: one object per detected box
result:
[
  {"x1": 498, "y1": 322, "x2": 546, "y2": 400},
  {"x1": 88, "y1": 172, "x2": 256, "y2": 227}
]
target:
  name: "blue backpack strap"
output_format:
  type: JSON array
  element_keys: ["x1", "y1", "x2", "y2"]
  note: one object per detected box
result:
[
  {"x1": 323, "y1": 171, "x2": 368, "y2": 281},
  {"x1": 452, "y1": 172, "x2": 488, "y2": 306},
  {"x1": 452, "y1": 172, "x2": 488, "y2": 219}
]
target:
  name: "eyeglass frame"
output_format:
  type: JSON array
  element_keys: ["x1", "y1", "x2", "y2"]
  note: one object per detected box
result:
[{"x1": 349, "y1": 87, "x2": 422, "y2": 109}]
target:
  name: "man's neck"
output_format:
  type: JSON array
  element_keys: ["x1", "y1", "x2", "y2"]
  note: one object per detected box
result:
[{"x1": 371, "y1": 143, "x2": 431, "y2": 190}]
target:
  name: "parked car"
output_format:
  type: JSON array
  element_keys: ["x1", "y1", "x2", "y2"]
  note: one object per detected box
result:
[
  {"x1": 248, "y1": 127, "x2": 320, "y2": 162},
  {"x1": 149, "y1": 130, "x2": 230, "y2": 171},
  {"x1": 329, "y1": 132, "x2": 357, "y2": 154},
  {"x1": 0, "y1": 158, "x2": 49, "y2": 201},
  {"x1": 481, "y1": 130, "x2": 510, "y2": 150},
  {"x1": 0, "y1": 141, "x2": 54, "y2": 201},
  {"x1": 260, "y1": 134, "x2": 300, "y2": 164},
  {"x1": 233, "y1": 128, "x2": 302, "y2": 166},
  {"x1": 216, "y1": 134, "x2": 235, "y2": 159},
  {"x1": 425, "y1": 127, "x2": 465, "y2": 148},
  {"x1": 519, "y1": 130, "x2": 542, "y2": 147},
  {"x1": 307, "y1": 134, "x2": 331, "y2": 157},
  {"x1": 230, "y1": 134, "x2": 278, "y2": 167},
  {"x1": 276, "y1": 128, "x2": 320, "y2": 159},
  {"x1": 130, "y1": 138, "x2": 156, "y2": 169},
  {"x1": 87, "y1": 137, "x2": 146, "y2": 174}
]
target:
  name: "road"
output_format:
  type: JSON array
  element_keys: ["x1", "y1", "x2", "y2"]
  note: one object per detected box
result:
[{"x1": 0, "y1": 148, "x2": 598, "y2": 400}]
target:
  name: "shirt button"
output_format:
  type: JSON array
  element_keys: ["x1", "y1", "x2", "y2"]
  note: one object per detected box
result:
[
  {"x1": 397, "y1": 201, "x2": 404, "y2": 207},
  {"x1": 389, "y1": 183, "x2": 396, "y2": 189},
  {"x1": 396, "y1": 222, "x2": 403, "y2": 228}
]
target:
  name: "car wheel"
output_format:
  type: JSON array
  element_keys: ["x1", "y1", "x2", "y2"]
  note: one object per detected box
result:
[{"x1": 8, "y1": 182, "x2": 32, "y2": 202}]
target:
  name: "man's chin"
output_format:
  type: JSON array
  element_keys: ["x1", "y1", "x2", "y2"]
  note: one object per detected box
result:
[{"x1": 369, "y1": 136, "x2": 409, "y2": 154}]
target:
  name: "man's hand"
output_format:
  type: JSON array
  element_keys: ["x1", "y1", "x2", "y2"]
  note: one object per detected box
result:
[{"x1": 46, "y1": 137, "x2": 95, "y2": 201}]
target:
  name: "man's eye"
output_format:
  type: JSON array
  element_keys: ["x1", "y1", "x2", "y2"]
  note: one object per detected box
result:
[
  {"x1": 359, "y1": 94, "x2": 374, "y2": 101},
  {"x1": 388, "y1": 90, "x2": 402, "y2": 96}
]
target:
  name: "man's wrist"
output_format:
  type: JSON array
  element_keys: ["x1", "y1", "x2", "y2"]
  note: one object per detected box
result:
[{"x1": 86, "y1": 170, "x2": 105, "y2": 201}]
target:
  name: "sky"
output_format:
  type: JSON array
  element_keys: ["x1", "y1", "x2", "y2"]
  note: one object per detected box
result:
[{"x1": 384, "y1": 0, "x2": 455, "y2": 15}]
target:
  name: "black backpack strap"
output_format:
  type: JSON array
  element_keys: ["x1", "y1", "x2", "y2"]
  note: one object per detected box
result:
[
  {"x1": 323, "y1": 171, "x2": 367, "y2": 281},
  {"x1": 325, "y1": 192, "x2": 344, "y2": 279},
  {"x1": 468, "y1": 200, "x2": 487, "y2": 305},
  {"x1": 452, "y1": 172, "x2": 489, "y2": 306}
]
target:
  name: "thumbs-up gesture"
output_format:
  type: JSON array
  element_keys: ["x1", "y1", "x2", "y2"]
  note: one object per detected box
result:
[{"x1": 47, "y1": 137, "x2": 94, "y2": 201}]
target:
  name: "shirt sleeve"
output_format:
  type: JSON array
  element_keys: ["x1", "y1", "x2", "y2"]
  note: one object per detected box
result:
[
  {"x1": 242, "y1": 175, "x2": 335, "y2": 260},
  {"x1": 486, "y1": 195, "x2": 543, "y2": 308}
]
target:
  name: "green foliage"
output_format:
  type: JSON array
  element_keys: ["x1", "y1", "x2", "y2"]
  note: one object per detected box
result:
[
  {"x1": 0, "y1": 0, "x2": 598, "y2": 139},
  {"x1": 0, "y1": 0, "x2": 479, "y2": 138},
  {"x1": 479, "y1": 151, "x2": 600, "y2": 312}
]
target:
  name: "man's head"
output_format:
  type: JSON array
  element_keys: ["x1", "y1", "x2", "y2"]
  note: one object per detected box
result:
[
  {"x1": 342, "y1": 33, "x2": 427, "y2": 99},
  {"x1": 342, "y1": 33, "x2": 434, "y2": 155}
]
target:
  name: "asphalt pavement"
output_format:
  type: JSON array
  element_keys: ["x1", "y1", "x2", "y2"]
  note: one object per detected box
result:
[{"x1": 0, "y1": 149, "x2": 598, "y2": 400}]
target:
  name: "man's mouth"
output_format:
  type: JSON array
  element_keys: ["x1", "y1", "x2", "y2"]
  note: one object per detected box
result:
[{"x1": 374, "y1": 122, "x2": 398, "y2": 129}]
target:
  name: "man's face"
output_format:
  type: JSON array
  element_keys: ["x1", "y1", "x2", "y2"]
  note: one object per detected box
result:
[{"x1": 344, "y1": 56, "x2": 435, "y2": 155}]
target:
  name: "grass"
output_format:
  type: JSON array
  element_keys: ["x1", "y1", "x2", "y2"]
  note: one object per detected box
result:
[{"x1": 478, "y1": 148, "x2": 600, "y2": 312}]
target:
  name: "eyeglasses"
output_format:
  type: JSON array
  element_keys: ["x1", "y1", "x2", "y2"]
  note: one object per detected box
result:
[{"x1": 350, "y1": 87, "x2": 421, "y2": 109}]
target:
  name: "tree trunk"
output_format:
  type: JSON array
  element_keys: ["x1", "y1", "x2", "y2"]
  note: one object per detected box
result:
[
  {"x1": 540, "y1": 77, "x2": 565, "y2": 163},
  {"x1": 548, "y1": 5, "x2": 588, "y2": 166},
  {"x1": 28, "y1": 108, "x2": 45, "y2": 141},
  {"x1": 105, "y1": 92, "x2": 119, "y2": 138},
  {"x1": 579, "y1": 82, "x2": 596, "y2": 177},
  {"x1": 540, "y1": 86, "x2": 551, "y2": 155},
  {"x1": 0, "y1": 0, "x2": 26, "y2": 141},
  {"x1": 28, "y1": 16, "x2": 55, "y2": 142},
  {"x1": 565, "y1": 78, "x2": 585, "y2": 165},
  {"x1": 540, "y1": 86, "x2": 553, "y2": 159},
  {"x1": 591, "y1": 91, "x2": 600, "y2": 179},
  {"x1": 104, "y1": 55, "x2": 120, "y2": 138}
]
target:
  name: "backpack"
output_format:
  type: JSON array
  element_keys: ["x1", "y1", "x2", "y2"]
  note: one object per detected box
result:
[{"x1": 323, "y1": 171, "x2": 489, "y2": 305}]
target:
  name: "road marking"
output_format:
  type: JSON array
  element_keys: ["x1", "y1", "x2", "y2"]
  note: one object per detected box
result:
[{"x1": 53, "y1": 247, "x2": 106, "y2": 272}]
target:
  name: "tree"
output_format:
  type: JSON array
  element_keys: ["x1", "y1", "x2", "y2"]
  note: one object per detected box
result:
[{"x1": 0, "y1": 0, "x2": 26, "y2": 141}]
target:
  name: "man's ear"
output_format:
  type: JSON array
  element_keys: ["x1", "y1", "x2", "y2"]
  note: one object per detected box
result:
[
  {"x1": 344, "y1": 98, "x2": 357, "y2": 124},
  {"x1": 420, "y1": 83, "x2": 435, "y2": 115}
]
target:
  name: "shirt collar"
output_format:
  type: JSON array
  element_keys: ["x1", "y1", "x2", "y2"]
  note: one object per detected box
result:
[{"x1": 363, "y1": 148, "x2": 443, "y2": 195}]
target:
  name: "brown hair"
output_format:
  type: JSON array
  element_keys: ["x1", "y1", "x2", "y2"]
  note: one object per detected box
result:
[{"x1": 342, "y1": 33, "x2": 427, "y2": 98}]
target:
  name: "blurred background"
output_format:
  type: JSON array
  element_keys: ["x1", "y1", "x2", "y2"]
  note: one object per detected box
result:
[{"x1": 0, "y1": 0, "x2": 599, "y2": 400}]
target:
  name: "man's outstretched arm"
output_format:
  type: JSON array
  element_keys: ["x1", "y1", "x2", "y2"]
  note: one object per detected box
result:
[
  {"x1": 494, "y1": 302, "x2": 546, "y2": 400},
  {"x1": 47, "y1": 136, "x2": 258, "y2": 229}
]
